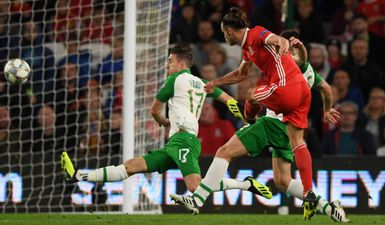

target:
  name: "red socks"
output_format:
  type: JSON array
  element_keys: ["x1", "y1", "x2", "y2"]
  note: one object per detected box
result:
[{"x1": 294, "y1": 143, "x2": 313, "y2": 195}]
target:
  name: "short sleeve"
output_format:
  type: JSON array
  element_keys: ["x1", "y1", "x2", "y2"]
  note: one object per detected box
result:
[
  {"x1": 314, "y1": 73, "x2": 324, "y2": 86},
  {"x1": 202, "y1": 79, "x2": 224, "y2": 98},
  {"x1": 254, "y1": 26, "x2": 273, "y2": 45},
  {"x1": 155, "y1": 75, "x2": 176, "y2": 102}
]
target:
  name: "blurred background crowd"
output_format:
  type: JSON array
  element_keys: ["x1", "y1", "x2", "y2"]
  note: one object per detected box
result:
[
  {"x1": 170, "y1": 0, "x2": 385, "y2": 157},
  {"x1": 0, "y1": 0, "x2": 384, "y2": 160}
]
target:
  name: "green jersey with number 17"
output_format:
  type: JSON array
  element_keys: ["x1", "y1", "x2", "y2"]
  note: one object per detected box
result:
[{"x1": 156, "y1": 69, "x2": 222, "y2": 138}]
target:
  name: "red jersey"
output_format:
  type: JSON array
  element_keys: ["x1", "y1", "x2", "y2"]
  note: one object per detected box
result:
[
  {"x1": 357, "y1": 0, "x2": 385, "y2": 37},
  {"x1": 241, "y1": 26, "x2": 304, "y2": 86}
]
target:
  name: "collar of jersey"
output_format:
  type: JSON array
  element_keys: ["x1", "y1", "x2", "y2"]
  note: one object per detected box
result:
[
  {"x1": 169, "y1": 69, "x2": 191, "y2": 77},
  {"x1": 241, "y1": 28, "x2": 249, "y2": 48}
]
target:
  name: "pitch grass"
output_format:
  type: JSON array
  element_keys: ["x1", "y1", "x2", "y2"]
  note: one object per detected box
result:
[{"x1": 1, "y1": 214, "x2": 384, "y2": 225}]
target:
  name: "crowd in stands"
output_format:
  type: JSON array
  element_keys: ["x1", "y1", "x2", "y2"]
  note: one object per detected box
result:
[
  {"x1": 0, "y1": 0, "x2": 384, "y2": 159},
  {"x1": 0, "y1": 0, "x2": 124, "y2": 157},
  {"x1": 170, "y1": 0, "x2": 385, "y2": 157}
]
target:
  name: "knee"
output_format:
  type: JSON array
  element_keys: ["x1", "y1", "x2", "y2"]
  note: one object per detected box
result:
[
  {"x1": 124, "y1": 159, "x2": 135, "y2": 175},
  {"x1": 215, "y1": 145, "x2": 232, "y2": 162},
  {"x1": 274, "y1": 178, "x2": 289, "y2": 193},
  {"x1": 124, "y1": 158, "x2": 145, "y2": 175}
]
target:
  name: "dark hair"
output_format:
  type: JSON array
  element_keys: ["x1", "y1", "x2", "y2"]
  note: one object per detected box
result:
[
  {"x1": 221, "y1": 7, "x2": 248, "y2": 29},
  {"x1": 352, "y1": 13, "x2": 367, "y2": 21},
  {"x1": 170, "y1": 44, "x2": 193, "y2": 67},
  {"x1": 280, "y1": 30, "x2": 300, "y2": 40}
]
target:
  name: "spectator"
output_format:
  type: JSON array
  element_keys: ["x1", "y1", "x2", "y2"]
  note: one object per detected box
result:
[
  {"x1": 359, "y1": 88, "x2": 385, "y2": 148},
  {"x1": 57, "y1": 32, "x2": 92, "y2": 88},
  {"x1": 198, "y1": 0, "x2": 234, "y2": 42},
  {"x1": 309, "y1": 43, "x2": 334, "y2": 82},
  {"x1": 192, "y1": 21, "x2": 218, "y2": 68},
  {"x1": 171, "y1": 4, "x2": 198, "y2": 43},
  {"x1": 52, "y1": 62, "x2": 84, "y2": 152},
  {"x1": 295, "y1": 0, "x2": 325, "y2": 43},
  {"x1": 30, "y1": 105, "x2": 63, "y2": 152},
  {"x1": 0, "y1": 106, "x2": 21, "y2": 157},
  {"x1": 331, "y1": 0, "x2": 358, "y2": 39},
  {"x1": 199, "y1": 63, "x2": 235, "y2": 121},
  {"x1": 249, "y1": 0, "x2": 284, "y2": 34},
  {"x1": 332, "y1": 70, "x2": 365, "y2": 109},
  {"x1": 97, "y1": 37, "x2": 123, "y2": 84},
  {"x1": 356, "y1": 0, "x2": 385, "y2": 38},
  {"x1": 322, "y1": 101, "x2": 376, "y2": 155},
  {"x1": 198, "y1": 101, "x2": 235, "y2": 156},
  {"x1": 208, "y1": 44, "x2": 232, "y2": 76},
  {"x1": 350, "y1": 13, "x2": 385, "y2": 66},
  {"x1": 49, "y1": 0, "x2": 79, "y2": 42},
  {"x1": 79, "y1": 79, "x2": 107, "y2": 155},
  {"x1": 81, "y1": 4, "x2": 113, "y2": 44},
  {"x1": 103, "y1": 110, "x2": 122, "y2": 154},
  {"x1": 21, "y1": 20, "x2": 55, "y2": 104},
  {"x1": 103, "y1": 71, "x2": 123, "y2": 118},
  {"x1": 0, "y1": 1, "x2": 21, "y2": 70},
  {"x1": 325, "y1": 38, "x2": 345, "y2": 70},
  {"x1": 342, "y1": 37, "x2": 385, "y2": 101}
]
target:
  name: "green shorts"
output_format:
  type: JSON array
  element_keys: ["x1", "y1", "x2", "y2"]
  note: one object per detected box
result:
[
  {"x1": 236, "y1": 116, "x2": 293, "y2": 162},
  {"x1": 143, "y1": 132, "x2": 201, "y2": 177}
]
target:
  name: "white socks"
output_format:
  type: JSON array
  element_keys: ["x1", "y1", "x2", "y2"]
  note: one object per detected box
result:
[
  {"x1": 221, "y1": 178, "x2": 250, "y2": 191},
  {"x1": 193, "y1": 157, "x2": 229, "y2": 207},
  {"x1": 286, "y1": 179, "x2": 304, "y2": 200},
  {"x1": 286, "y1": 179, "x2": 332, "y2": 216},
  {"x1": 76, "y1": 164, "x2": 129, "y2": 182}
]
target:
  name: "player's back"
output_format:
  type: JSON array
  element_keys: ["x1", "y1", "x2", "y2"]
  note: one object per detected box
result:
[
  {"x1": 167, "y1": 71, "x2": 207, "y2": 137},
  {"x1": 242, "y1": 26, "x2": 304, "y2": 86}
]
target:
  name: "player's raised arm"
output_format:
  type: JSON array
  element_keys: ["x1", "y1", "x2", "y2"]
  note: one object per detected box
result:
[
  {"x1": 314, "y1": 75, "x2": 340, "y2": 124},
  {"x1": 265, "y1": 34, "x2": 290, "y2": 55},
  {"x1": 150, "y1": 99, "x2": 170, "y2": 127},
  {"x1": 204, "y1": 60, "x2": 252, "y2": 93},
  {"x1": 289, "y1": 37, "x2": 307, "y2": 66}
]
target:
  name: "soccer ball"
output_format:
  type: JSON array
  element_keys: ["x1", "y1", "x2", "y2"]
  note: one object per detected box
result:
[{"x1": 3, "y1": 58, "x2": 31, "y2": 84}]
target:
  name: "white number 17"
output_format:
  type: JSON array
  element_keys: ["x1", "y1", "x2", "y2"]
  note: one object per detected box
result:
[{"x1": 179, "y1": 148, "x2": 190, "y2": 163}]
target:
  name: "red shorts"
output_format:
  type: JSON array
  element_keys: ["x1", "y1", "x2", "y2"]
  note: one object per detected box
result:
[{"x1": 254, "y1": 81, "x2": 311, "y2": 129}]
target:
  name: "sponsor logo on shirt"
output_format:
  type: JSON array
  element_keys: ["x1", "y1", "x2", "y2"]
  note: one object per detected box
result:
[{"x1": 260, "y1": 29, "x2": 269, "y2": 37}]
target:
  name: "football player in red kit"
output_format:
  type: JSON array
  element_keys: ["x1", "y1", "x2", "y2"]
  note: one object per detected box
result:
[{"x1": 172, "y1": 7, "x2": 318, "y2": 217}]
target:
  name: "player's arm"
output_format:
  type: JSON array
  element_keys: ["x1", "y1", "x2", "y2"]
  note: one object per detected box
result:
[
  {"x1": 206, "y1": 83, "x2": 247, "y2": 125},
  {"x1": 314, "y1": 74, "x2": 340, "y2": 124},
  {"x1": 150, "y1": 99, "x2": 170, "y2": 127},
  {"x1": 289, "y1": 37, "x2": 307, "y2": 66},
  {"x1": 204, "y1": 60, "x2": 252, "y2": 93},
  {"x1": 152, "y1": 75, "x2": 175, "y2": 127},
  {"x1": 265, "y1": 34, "x2": 290, "y2": 55}
]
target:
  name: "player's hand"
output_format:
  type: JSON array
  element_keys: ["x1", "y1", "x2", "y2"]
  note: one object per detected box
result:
[
  {"x1": 289, "y1": 37, "x2": 304, "y2": 49},
  {"x1": 323, "y1": 108, "x2": 340, "y2": 124},
  {"x1": 227, "y1": 98, "x2": 248, "y2": 126},
  {"x1": 204, "y1": 81, "x2": 215, "y2": 93},
  {"x1": 160, "y1": 118, "x2": 170, "y2": 127},
  {"x1": 247, "y1": 87, "x2": 259, "y2": 105},
  {"x1": 277, "y1": 37, "x2": 290, "y2": 55}
]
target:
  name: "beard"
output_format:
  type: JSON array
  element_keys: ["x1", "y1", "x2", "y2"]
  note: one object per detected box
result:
[{"x1": 226, "y1": 38, "x2": 237, "y2": 46}]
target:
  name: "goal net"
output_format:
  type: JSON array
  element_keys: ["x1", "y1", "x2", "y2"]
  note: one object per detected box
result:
[{"x1": 0, "y1": 0, "x2": 172, "y2": 213}]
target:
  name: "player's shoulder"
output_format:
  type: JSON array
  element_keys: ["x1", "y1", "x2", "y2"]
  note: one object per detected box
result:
[{"x1": 249, "y1": 26, "x2": 271, "y2": 38}]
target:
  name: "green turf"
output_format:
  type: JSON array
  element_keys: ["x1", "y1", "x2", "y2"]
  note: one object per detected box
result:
[{"x1": 1, "y1": 214, "x2": 384, "y2": 225}]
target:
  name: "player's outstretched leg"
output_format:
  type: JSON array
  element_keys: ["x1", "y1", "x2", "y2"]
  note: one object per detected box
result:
[
  {"x1": 170, "y1": 194, "x2": 200, "y2": 215},
  {"x1": 328, "y1": 200, "x2": 351, "y2": 223},
  {"x1": 243, "y1": 176, "x2": 272, "y2": 199}
]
